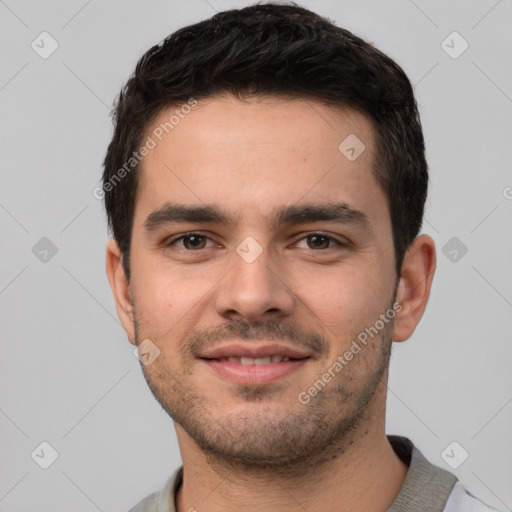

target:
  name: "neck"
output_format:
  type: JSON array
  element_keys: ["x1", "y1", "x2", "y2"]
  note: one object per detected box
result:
[{"x1": 174, "y1": 400, "x2": 408, "y2": 512}]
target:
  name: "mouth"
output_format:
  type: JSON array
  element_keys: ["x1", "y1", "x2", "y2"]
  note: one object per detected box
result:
[
  {"x1": 206, "y1": 355, "x2": 299, "y2": 364},
  {"x1": 199, "y1": 355, "x2": 311, "y2": 385}
]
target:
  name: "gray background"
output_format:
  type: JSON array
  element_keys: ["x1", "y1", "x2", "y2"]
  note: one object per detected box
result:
[{"x1": 1, "y1": 0, "x2": 511, "y2": 510}]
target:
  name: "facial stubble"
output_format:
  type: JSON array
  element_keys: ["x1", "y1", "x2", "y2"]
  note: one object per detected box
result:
[{"x1": 131, "y1": 297, "x2": 394, "y2": 478}]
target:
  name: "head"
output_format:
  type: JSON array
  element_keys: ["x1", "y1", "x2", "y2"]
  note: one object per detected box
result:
[{"x1": 104, "y1": 2, "x2": 435, "y2": 472}]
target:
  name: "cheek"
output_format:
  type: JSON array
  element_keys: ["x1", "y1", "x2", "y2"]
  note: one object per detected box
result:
[
  {"x1": 292, "y1": 265, "x2": 385, "y2": 336},
  {"x1": 133, "y1": 268, "x2": 206, "y2": 338}
]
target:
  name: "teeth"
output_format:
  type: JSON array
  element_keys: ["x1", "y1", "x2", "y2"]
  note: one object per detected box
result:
[
  {"x1": 254, "y1": 356, "x2": 271, "y2": 365},
  {"x1": 218, "y1": 355, "x2": 293, "y2": 364}
]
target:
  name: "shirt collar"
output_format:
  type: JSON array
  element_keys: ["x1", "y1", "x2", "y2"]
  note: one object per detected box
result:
[
  {"x1": 156, "y1": 435, "x2": 458, "y2": 512},
  {"x1": 387, "y1": 435, "x2": 458, "y2": 511}
]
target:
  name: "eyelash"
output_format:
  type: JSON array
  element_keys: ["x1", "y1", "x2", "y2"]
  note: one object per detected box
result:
[{"x1": 163, "y1": 232, "x2": 349, "y2": 251}]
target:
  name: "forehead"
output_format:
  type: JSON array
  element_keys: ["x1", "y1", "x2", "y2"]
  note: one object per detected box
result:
[{"x1": 134, "y1": 95, "x2": 387, "y2": 231}]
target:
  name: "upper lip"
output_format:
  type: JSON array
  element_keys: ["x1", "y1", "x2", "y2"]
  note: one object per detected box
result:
[{"x1": 199, "y1": 342, "x2": 312, "y2": 360}]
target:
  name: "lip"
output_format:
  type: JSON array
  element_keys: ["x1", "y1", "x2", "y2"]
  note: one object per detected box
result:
[
  {"x1": 198, "y1": 341, "x2": 312, "y2": 360},
  {"x1": 200, "y1": 358, "x2": 310, "y2": 385}
]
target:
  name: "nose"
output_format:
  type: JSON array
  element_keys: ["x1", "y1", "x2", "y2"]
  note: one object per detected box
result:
[{"x1": 214, "y1": 243, "x2": 295, "y2": 323}]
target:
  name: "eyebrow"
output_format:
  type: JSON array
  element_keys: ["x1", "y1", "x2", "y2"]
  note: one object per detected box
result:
[{"x1": 143, "y1": 201, "x2": 373, "y2": 236}]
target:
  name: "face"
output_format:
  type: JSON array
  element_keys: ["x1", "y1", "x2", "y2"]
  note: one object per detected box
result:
[{"x1": 111, "y1": 95, "x2": 402, "y2": 470}]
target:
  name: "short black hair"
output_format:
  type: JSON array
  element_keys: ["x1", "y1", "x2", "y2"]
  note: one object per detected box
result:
[{"x1": 102, "y1": 1, "x2": 428, "y2": 281}]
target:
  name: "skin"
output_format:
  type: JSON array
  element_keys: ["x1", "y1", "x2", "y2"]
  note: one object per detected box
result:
[{"x1": 106, "y1": 95, "x2": 436, "y2": 512}]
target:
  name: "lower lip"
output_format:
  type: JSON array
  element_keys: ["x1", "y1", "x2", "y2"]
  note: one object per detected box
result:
[{"x1": 200, "y1": 358, "x2": 309, "y2": 385}]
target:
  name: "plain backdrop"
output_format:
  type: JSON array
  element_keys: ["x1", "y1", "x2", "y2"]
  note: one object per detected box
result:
[{"x1": 1, "y1": 1, "x2": 511, "y2": 511}]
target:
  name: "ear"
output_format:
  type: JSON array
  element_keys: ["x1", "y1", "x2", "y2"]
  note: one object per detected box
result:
[
  {"x1": 392, "y1": 234, "x2": 436, "y2": 343},
  {"x1": 105, "y1": 239, "x2": 136, "y2": 345}
]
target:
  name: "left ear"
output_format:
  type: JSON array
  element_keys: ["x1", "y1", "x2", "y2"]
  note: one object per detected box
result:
[{"x1": 392, "y1": 234, "x2": 436, "y2": 342}]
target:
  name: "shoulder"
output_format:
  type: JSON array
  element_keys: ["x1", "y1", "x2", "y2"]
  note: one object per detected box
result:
[
  {"x1": 444, "y1": 482, "x2": 504, "y2": 512},
  {"x1": 126, "y1": 466, "x2": 183, "y2": 512},
  {"x1": 127, "y1": 490, "x2": 160, "y2": 512}
]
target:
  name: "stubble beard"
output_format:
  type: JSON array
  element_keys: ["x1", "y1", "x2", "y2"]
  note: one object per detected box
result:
[{"x1": 133, "y1": 303, "x2": 394, "y2": 478}]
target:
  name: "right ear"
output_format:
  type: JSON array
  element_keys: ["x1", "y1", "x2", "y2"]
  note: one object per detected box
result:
[{"x1": 105, "y1": 239, "x2": 136, "y2": 345}]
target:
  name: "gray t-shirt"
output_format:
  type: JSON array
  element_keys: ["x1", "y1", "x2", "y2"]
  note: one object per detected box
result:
[{"x1": 128, "y1": 435, "x2": 501, "y2": 511}]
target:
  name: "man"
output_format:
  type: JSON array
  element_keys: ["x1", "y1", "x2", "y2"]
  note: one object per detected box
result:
[{"x1": 102, "y1": 3, "x2": 500, "y2": 511}]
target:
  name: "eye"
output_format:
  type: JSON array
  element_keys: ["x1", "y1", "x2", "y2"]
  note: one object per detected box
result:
[
  {"x1": 164, "y1": 232, "x2": 214, "y2": 250},
  {"x1": 295, "y1": 233, "x2": 348, "y2": 250},
  {"x1": 163, "y1": 232, "x2": 349, "y2": 252}
]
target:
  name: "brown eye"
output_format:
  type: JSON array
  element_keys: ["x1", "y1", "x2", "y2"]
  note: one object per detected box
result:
[
  {"x1": 306, "y1": 235, "x2": 331, "y2": 249},
  {"x1": 165, "y1": 233, "x2": 212, "y2": 250},
  {"x1": 294, "y1": 233, "x2": 348, "y2": 251},
  {"x1": 182, "y1": 235, "x2": 207, "y2": 250}
]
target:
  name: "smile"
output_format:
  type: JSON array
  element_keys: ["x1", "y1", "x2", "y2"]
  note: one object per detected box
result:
[{"x1": 200, "y1": 356, "x2": 310, "y2": 385}]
